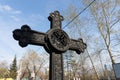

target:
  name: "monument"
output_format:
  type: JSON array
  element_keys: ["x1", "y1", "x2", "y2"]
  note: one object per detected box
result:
[{"x1": 13, "y1": 11, "x2": 87, "y2": 80}]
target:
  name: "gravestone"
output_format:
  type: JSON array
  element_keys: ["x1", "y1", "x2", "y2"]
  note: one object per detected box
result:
[{"x1": 13, "y1": 11, "x2": 87, "y2": 80}]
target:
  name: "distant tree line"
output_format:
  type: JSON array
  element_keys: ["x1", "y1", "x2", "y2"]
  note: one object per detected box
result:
[
  {"x1": 0, "y1": 50, "x2": 49, "y2": 80},
  {"x1": 63, "y1": 0, "x2": 120, "y2": 80},
  {"x1": 0, "y1": 56, "x2": 17, "y2": 80}
]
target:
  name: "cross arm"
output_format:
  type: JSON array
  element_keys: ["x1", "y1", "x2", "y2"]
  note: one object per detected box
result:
[
  {"x1": 13, "y1": 25, "x2": 46, "y2": 47},
  {"x1": 69, "y1": 38, "x2": 87, "y2": 54}
]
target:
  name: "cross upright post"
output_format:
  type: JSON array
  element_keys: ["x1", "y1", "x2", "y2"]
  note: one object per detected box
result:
[
  {"x1": 13, "y1": 11, "x2": 87, "y2": 80},
  {"x1": 48, "y1": 11, "x2": 64, "y2": 80}
]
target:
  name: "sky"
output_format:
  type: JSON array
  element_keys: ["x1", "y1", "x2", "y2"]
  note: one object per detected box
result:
[{"x1": 0, "y1": 0, "x2": 84, "y2": 63}]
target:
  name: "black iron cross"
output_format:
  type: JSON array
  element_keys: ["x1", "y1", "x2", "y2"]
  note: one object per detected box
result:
[{"x1": 13, "y1": 11, "x2": 86, "y2": 80}]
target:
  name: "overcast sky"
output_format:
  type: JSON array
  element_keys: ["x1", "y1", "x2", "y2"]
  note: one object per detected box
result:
[{"x1": 0, "y1": 0, "x2": 85, "y2": 63}]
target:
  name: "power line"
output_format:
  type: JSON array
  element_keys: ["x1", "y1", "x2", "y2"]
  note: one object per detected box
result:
[
  {"x1": 32, "y1": 0, "x2": 96, "y2": 54},
  {"x1": 63, "y1": 0, "x2": 96, "y2": 29}
]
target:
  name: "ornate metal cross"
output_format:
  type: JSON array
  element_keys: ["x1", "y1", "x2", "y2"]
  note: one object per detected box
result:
[{"x1": 13, "y1": 11, "x2": 86, "y2": 80}]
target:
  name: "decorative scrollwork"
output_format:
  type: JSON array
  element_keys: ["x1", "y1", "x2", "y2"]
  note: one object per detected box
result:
[{"x1": 47, "y1": 28, "x2": 70, "y2": 52}]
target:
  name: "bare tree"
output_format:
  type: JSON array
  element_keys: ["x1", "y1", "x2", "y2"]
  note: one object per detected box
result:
[
  {"x1": 83, "y1": 0, "x2": 120, "y2": 64},
  {"x1": 63, "y1": 0, "x2": 120, "y2": 79},
  {"x1": 82, "y1": 0, "x2": 120, "y2": 79},
  {"x1": 18, "y1": 49, "x2": 48, "y2": 80},
  {"x1": 63, "y1": 4, "x2": 100, "y2": 80}
]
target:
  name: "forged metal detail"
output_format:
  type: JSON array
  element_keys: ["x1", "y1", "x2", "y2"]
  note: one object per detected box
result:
[
  {"x1": 47, "y1": 28, "x2": 70, "y2": 52},
  {"x1": 13, "y1": 26, "x2": 31, "y2": 47},
  {"x1": 13, "y1": 11, "x2": 87, "y2": 80},
  {"x1": 48, "y1": 11, "x2": 64, "y2": 29},
  {"x1": 69, "y1": 39, "x2": 87, "y2": 54},
  {"x1": 21, "y1": 25, "x2": 31, "y2": 31},
  {"x1": 13, "y1": 25, "x2": 46, "y2": 47}
]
